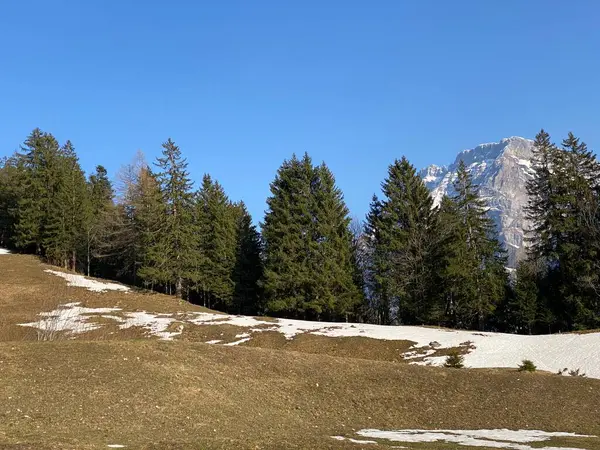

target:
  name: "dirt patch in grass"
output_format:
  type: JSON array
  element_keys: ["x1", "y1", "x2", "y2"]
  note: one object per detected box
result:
[{"x1": 0, "y1": 340, "x2": 599, "y2": 449}]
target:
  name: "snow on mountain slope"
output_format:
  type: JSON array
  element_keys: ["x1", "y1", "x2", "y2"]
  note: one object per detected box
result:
[
  {"x1": 419, "y1": 137, "x2": 535, "y2": 268},
  {"x1": 21, "y1": 302, "x2": 600, "y2": 379}
]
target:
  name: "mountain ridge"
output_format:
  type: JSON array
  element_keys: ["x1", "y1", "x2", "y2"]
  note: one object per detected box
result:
[{"x1": 419, "y1": 136, "x2": 535, "y2": 268}]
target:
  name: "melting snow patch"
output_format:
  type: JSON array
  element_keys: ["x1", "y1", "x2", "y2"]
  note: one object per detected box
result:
[
  {"x1": 118, "y1": 311, "x2": 182, "y2": 340},
  {"x1": 20, "y1": 304, "x2": 600, "y2": 379},
  {"x1": 350, "y1": 429, "x2": 596, "y2": 450},
  {"x1": 205, "y1": 339, "x2": 222, "y2": 344},
  {"x1": 0, "y1": 248, "x2": 10, "y2": 254},
  {"x1": 45, "y1": 270, "x2": 130, "y2": 293},
  {"x1": 331, "y1": 436, "x2": 378, "y2": 445},
  {"x1": 19, "y1": 302, "x2": 121, "y2": 335}
]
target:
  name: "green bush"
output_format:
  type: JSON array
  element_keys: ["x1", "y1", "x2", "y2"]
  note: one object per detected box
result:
[
  {"x1": 444, "y1": 350, "x2": 464, "y2": 369},
  {"x1": 518, "y1": 359, "x2": 537, "y2": 372}
]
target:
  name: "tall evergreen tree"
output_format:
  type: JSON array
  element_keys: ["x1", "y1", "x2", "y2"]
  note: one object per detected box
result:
[
  {"x1": 13, "y1": 129, "x2": 61, "y2": 254},
  {"x1": 231, "y1": 202, "x2": 263, "y2": 315},
  {"x1": 380, "y1": 157, "x2": 439, "y2": 324},
  {"x1": 262, "y1": 154, "x2": 359, "y2": 320},
  {"x1": 43, "y1": 141, "x2": 89, "y2": 269},
  {"x1": 193, "y1": 175, "x2": 238, "y2": 309},
  {"x1": 364, "y1": 195, "x2": 392, "y2": 324},
  {"x1": 310, "y1": 163, "x2": 360, "y2": 320},
  {"x1": 139, "y1": 139, "x2": 196, "y2": 298},
  {"x1": 443, "y1": 160, "x2": 508, "y2": 330}
]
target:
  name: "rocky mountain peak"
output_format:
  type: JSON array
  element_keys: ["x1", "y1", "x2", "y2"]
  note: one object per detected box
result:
[{"x1": 419, "y1": 136, "x2": 534, "y2": 268}]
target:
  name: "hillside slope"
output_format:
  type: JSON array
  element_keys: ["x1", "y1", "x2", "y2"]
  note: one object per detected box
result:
[{"x1": 2, "y1": 252, "x2": 600, "y2": 449}]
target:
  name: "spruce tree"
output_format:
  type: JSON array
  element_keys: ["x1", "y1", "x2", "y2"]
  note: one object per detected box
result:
[
  {"x1": 43, "y1": 141, "x2": 89, "y2": 269},
  {"x1": 231, "y1": 202, "x2": 263, "y2": 315},
  {"x1": 379, "y1": 157, "x2": 439, "y2": 324},
  {"x1": 262, "y1": 154, "x2": 359, "y2": 319},
  {"x1": 140, "y1": 139, "x2": 197, "y2": 298},
  {"x1": 85, "y1": 165, "x2": 114, "y2": 276},
  {"x1": 193, "y1": 175, "x2": 238, "y2": 310},
  {"x1": 261, "y1": 155, "x2": 314, "y2": 317},
  {"x1": 443, "y1": 160, "x2": 508, "y2": 330},
  {"x1": 510, "y1": 259, "x2": 539, "y2": 334},
  {"x1": 310, "y1": 163, "x2": 361, "y2": 320},
  {"x1": 14, "y1": 129, "x2": 61, "y2": 255},
  {"x1": 364, "y1": 195, "x2": 391, "y2": 324}
]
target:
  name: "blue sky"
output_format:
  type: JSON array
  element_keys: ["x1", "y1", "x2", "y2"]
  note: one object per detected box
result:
[{"x1": 1, "y1": 1, "x2": 599, "y2": 223}]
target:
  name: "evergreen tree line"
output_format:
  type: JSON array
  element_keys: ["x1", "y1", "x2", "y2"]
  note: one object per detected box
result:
[{"x1": 1, "y1": 128, "x2": 599, "y2": 332}]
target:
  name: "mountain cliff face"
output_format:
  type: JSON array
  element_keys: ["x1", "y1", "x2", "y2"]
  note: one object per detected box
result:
[{"x1": 419, "y1": 137, "x2": 534, "y2": 268}]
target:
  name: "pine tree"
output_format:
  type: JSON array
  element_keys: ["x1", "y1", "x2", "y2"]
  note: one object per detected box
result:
[
  {"x1": 140, "y1": 138, "x2": 197, "y2": 298},
  {"x1": 13, "y1": 129, "x2": 61, "y2": 255},
  {"x1": 0, "y1": 155, "x2": 21, "y2": 248},
  {"x1": 509, "y1": 259, "x2": 539, "y2": 334},
  {"x1": 379, "y1": 157, "x2": 439, "y2": 324},
  {"x1": 262, "y1": 154, "x2": 359, "y2": 319},
  {"x1": 193, "y1": 175, "x2": 238, "y2": 309},
  {"x1": 261, "y1": 155, "x2": 314, "y2": 317},
  {"x1": 135, "y1": 166, "x2": 169, "y2": 289},
  {"x1": 310, "y1": 163, "x2": 361, "y2": 320},
  {"x1": 231, "y1": 202, "x2": 263, "y2": 315},
  {"x1": 525, "y1": 129, "x2": 559, "y2": 262},
  {"x1": 43, "y1": 141, "x2": 89, "y2": 269},
  {"x1": 85, "y1": 165, "x2": 114, "y2": 276},
  {"x1": 443, "y1": 160, "x2": 508, "y2": 330},
  {"x1": 364, "y1": 195, "x2": 392, "y2": 324}
]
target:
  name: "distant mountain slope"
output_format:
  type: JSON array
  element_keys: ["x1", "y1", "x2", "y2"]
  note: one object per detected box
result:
[{"x1": 419, "y1": 137, "x2": 535, "y2": 268}]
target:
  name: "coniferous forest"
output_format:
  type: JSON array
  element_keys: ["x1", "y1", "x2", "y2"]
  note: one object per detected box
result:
[{"x1": 1, "y1": 128, "x2": 599, "y2": 333}]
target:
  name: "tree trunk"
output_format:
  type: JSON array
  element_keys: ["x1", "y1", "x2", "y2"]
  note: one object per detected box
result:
[{"x1": 176, "y1": 276, "x2": 183, "y2": 299}]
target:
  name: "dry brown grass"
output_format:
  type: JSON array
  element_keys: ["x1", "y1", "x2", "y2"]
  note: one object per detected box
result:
[
  {"x1": 0, "y1": 340, "x2": 599, "y2": 449},
  {"x1": 1, "y1": 254, "x2": 600, "y2": 448}
]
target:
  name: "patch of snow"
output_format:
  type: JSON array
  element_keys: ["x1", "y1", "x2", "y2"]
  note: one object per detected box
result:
[
  {"x1": 331, "y1": 435, "x2": 378, "y2": 444},
  {"x1": 119, "y1": 311, "x2": 182, "y2": 341},
  {"x1": 352, "y1": 429, "x2": 595, "y2": 450},
  {"x1": 205, "y1": 339, "x2": 222, "y2": 344},
  {"x1": 224, "y1": 337, "x2": 252, "y2": 346},
  {"x1": 45, "y1": 270, "x2": 130, "y2": 293},
  {"x1": 0, "y1": 248, "x2": 10, "y2": 254},
  {"x1": 19, "y1": 303, "x2": 121, "y2": 335},
  {"x1": 21, "y1": 304, "x2": 600, "y2": 380},
  {"x1": 518, "y1": 159, "x2": 532, "y2": 169}
]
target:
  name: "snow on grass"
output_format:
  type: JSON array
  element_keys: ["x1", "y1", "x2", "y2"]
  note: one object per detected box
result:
[
  {"x1": 331, "y1": 435, "x2": 378, "y2": 445},
  {"x1": 19, "y1": 302, "x2": 121, "y2": 335},
  {"x1": 117, "y1": 311, "x2": 183, "y2": 341},
  {"x1": 45, "y1": 270, "x2": 130, "y2": 293},
  {"x1": 0, "y1": 248, "x2": 10, "y2": 254},
  {"x1": 346, "y1": 429, "x2": 596, "y2": 450},
  {"x1": 20, "y1": 303, "x2": 600, "y2": 379},
  {"x1": 188, "y1": 312, "x2": 600, "y2": 379}
]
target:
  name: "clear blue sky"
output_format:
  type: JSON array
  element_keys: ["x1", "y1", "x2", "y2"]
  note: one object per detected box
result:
[{"x1": 1, "y1": 1, "x2": 599, "y2": 223}]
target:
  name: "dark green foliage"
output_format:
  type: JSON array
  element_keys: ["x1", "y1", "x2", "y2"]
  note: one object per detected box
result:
[
  {"x1": 518, "y1": 359, "x2": 537, "y2": 372},
  {"x1": 262, "y1": 154, "x2": 360, "y2": 320},
  {"x1": 232, "y1": 202, "x2": 263, "y2": 315},
  {"x1": 509, "y1": 260, "x2": 539, "y2": 334},
  {"x1": 365, "y1": 157, "x2": 441, "y2": 324},
  {"x1": 441, "y1": 161, "x2": 509, "y2": 330},
  {"x1": 139, "y1": 139, "x2": 198, "y2": 298},
  {"x1": 444, "y1": 350, "x2": 465, "y2": 368},
  {"x1": 193, "y1": 175, "x2": 238, "y2": 310},
  {"x1": 525, "y1": 129, "x2": 600, "y2": 331}
]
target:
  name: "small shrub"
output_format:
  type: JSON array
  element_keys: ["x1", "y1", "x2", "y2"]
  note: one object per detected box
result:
[
  {"x1": 568, "y1": 368, "x2": 586, "y2": 377},
  {"x1": 444, "y1": 350, "x2": 464, "y2": 369},
  {"x1": 518, "y1": 359, "x2": 537, "y2": 372}
]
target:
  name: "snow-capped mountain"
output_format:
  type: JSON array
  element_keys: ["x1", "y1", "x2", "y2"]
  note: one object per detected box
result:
[{"x1": 419, "y1": 137, "x2": 535, "y2": 268}]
